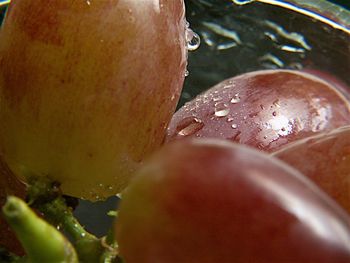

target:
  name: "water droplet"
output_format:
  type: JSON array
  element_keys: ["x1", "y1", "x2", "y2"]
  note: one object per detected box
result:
[
  {"x1": 231, "y1": 131, "x2": 242, "y2": 141},
  {"x1": 249, "y1": 112, "x2": 258, "y2": 118},
  {"x1": 86, "y1": 0, "x2": 91, "y2": 5},
  {"x1": 186, "y1": 23, "x2": 201, "y2": 51},
  {"x1": 232, "y1": 0, "x2": 256, "y2": 5},
  {"x1": 273, "y1": 100, "x2": 281, "y2": 107},
  {"x1": 227, "y1": 117, "x2": 234, "y2": 122},
  {"x1": 215, "y1": 108, "x2": 230, "y2": 117},
  {"x1": 230, "y1": 93, "x2": 241, "y2": 104},
  {"x1": 214, "y1": 103, "x2": 230, "y2": 117},
  {"x1": 213, "y1": 96, "x2": 222, "y2": 102},
  {"x1": 231, "y1": 123, "x2": 238, "y2": 129},
  {"x1": 185, "y1": 70, "x2": 189, "y2": 77},
  {"x1": 176, "y1": 117, "x2": 204, "y2": 136},
  {"x1": 81, "y1": 233, "x2": 86, "y2": 238},
  {"x1": 272, "y1": 111, "x2": 277, "y2": 116}
]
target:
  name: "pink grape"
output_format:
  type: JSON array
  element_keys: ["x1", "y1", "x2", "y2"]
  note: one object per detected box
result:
[
  {"x1": 116, "y1": 139, "x2": 350, "y2": 263},
  {"x1": 273, "y1": 125, "x2": 350, "y2": 213},
  {"x1": 166, "y1": 70, "x2": 350, "y2": 152},
  {"x1": 0, "y1": 0, "x2": 187, "y2": 200}
]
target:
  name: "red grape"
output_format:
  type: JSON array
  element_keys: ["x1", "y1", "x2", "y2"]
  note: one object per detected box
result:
[
  {"x1": 166, "y1": 70, "x2": 350, "y2": 152},
  {"x1": 0, "y1": 0, "x2": 187, "y2": 200},
  {"x1": 272, "y1": 125, "x2": 350, "y2": 213},
  {"x1": 303, "y1": 69, "x2": 350, "y2": 100},
  {"x1": 116, "y1": 139, "x2": 350, "y2": 263}
]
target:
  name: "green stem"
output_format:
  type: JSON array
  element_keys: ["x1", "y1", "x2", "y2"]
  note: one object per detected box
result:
[
  {"x1": 40, "y1": 197, "x2": 96, "y2": 241},
  {"x1": 26, "y1": 177, "x2": 105, "y2": 261},
  {"x1": 25, "y1": 176, "x2": 119, "y2": 262},
  {"x1": 43, "y1": 199, "x2": 106, "y2": 261},
  {"x1": 2, "y1": 196, "x2": 78, "y2": 263},
  {"x1": 99, "y1": 231, "x2": 118, "y2": 263}
]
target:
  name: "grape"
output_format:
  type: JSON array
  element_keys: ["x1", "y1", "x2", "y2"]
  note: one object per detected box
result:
[
  {"x1": 0, "y1": 156, "x2": 26, "y2": 255},
  {"x1": 303, "y1": 69, "x2": 350, "y2": 100},
  {"x1": 116, "y1": 139, "x2": 350, "y2": 263},
  {"x1": 166, "y1": 70, "x2": 350, "y2": 152},
  {"x1": 272, "y1": 125, "x2": 350, "y2": 213},
  {"x1": 0, "y1": 0, "x2": 187, "y2": 200}
]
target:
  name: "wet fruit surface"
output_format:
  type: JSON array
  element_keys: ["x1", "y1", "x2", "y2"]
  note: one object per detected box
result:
[
  {"x1": 0, "y1": 0, "x2": 187, "y2": 200},
  {"x1": 116, "y1": 139, "x2": 350, "y2": 263},
  {"x1": 166, "y1": 70, "x2": 350, "y2": 152}
]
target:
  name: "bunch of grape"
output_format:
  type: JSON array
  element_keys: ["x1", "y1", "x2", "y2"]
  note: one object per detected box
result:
[
  {"x1": 117, "y1": 70, "x2": 350, "y2": 263},
  {"x1": 0, "y1": 0, "x2": 349, "y2": 262}
]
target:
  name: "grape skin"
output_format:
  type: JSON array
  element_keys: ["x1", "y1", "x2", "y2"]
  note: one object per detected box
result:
[
  {"x1": 273, "y1": 125, "x2": 350, "y2": 214},
  {"x1": 166, "y1": 70, "x2": 350, "y2": 152},
  {"x1": 0, "y1": 0, "x2": 187, "y2": 200},
  {"x1": 116, "y1": 139, "x2": 350, "y2": 263}
]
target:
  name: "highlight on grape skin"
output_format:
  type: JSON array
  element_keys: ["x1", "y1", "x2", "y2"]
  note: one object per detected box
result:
[
  {"x1": 116, "y1": 138, "x2": 350, "y2": 263},
  {"x1": 272, "y1": 125, "x2": 350, "y2": 214},
  {"x1": 0, "y1": 0, "x2": 187, "y2": 200},
  {"x1": 166, "y1": 70, "x2": 350, "y2": 152}
]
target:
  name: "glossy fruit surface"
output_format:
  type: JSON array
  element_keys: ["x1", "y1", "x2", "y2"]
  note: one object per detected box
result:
[
  {"x1": 303, "y1": 69, "x2": 350, "y2": 100},
  {"x1": 0, "y1": 156, "x2": 26, "y2": 255},
  {"x1": 116, "y1": 139, "x2": 350, "y2": 263},
  {"x1": 166, "y1": 70, "x2": 350, "y2": 152},
  {"x1": 0, "y1": 0, "x2": 187, "y2": 200},
  {"x1": 273, "y1": 125, "x2": 350, "y2": 213}
]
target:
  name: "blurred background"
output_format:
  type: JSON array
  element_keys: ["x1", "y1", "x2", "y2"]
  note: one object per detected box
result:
[
  {"x1": 0, "y1": 0, "x2": 350, "y2": 237},
  {"x1": 332, "y1": 0, "x2": 350, "y2": 9}
]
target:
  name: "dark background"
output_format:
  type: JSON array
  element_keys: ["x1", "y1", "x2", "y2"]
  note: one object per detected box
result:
[{"x1": 331, "y1": 0, "x2": 350, "y2": 9}]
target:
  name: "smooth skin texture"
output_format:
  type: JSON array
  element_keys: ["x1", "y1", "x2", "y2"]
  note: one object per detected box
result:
[
  {"x1": 166, "y1": 70, "x2": 350, "y2": 152},
  {"x1": 116, "y1": 139, "x2": 350, "y2": 263},
  {"x1": 273, "y1": 125, "x2": 350, "y2": 213},
  {"x1": 0, "y1": 0, "x2": 187, "y2": 200}
]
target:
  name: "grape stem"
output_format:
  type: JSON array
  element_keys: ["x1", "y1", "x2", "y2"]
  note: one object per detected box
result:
[
  {"x1": 26, "y1": 176, "x2": 118, "y2": 262},
  {"x1": 2, "y1": 196, "x2": 78, "y2": 263}
]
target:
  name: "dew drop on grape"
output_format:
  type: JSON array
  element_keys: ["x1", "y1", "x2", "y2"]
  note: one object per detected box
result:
[
  {"x1": 185, "y1": 22, "x2": 201, "y2": 52},
  {"x1": 230, "y1": 93, "x2": 241, "y2": 104},
  {"x1": 215, "y1": 108, "x2": 230, "y2": 117},
  {"x1": 176, "y1": 117, "x2": 204, "y2": 136}
]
